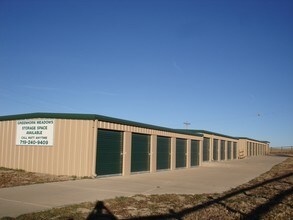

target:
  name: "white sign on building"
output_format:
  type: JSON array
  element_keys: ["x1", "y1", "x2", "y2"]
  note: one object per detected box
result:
[{"x1": 16, "y1": 119, "x2": 54, "y2": 146}]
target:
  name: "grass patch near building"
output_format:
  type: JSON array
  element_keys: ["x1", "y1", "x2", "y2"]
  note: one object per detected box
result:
[{"x1": 0, "y1": 168, "x2": 83, "y2": 188}]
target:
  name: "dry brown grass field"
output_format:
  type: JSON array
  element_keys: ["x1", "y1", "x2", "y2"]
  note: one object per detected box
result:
[{"x1": 1, "y1": 156, "x2": 292, "y2": 220}]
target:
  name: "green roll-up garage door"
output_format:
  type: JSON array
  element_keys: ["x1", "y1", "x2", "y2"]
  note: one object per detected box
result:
[
  {"x1": 220, "y1": 140, "x2": 225, "y2": 160},
  {"x1": 213, "y1": 139, "x2": 218, "y2": 161},
  {"x1": 96, "y1": 129, "x2": 123, "y2": 176},
  {"x1": 227, "y1": 141, "x2": 232, "y2": 160},
  {"x1": 254, "y1": 143, "x2": 257, "y2": 156},
  {"x1": 247, "y1": 143, "x2": 250, "y2": 156},
  {"x1": 191, "y1": 140, "x2": 199, "y2": 166},
  {"x1": 176, "y1": 138, "x2": 186, "y2": 168},
  {"x1": 203, "y1": 137, "x2": 210, "y2": 161},
  {"x1": 233, "y1": 142, "x2": 237, "y2": 159},
  {"x1": 131, "y1": 133, "x2": 150, "y2": 173},
  {"x1": 157, "y1": 136, "x2": 171, "y2": 170},
  {"x1": 259, "y1": 144, "x2": 262, "y2": 155},
  {"x1": 254, "y1": 143, "x2": 256, "y2": 155}
]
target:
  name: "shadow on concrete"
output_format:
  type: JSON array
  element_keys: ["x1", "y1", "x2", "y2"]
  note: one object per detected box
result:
[
  {"x1": 87, "y1": 201, "x2": 117, "y2": 220},
  {"x1": 86, "y1": 172, "x2": 293, "y2": 220}
]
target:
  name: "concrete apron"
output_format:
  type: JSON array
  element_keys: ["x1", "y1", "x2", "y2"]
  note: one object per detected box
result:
[{"x1": 0, "y1": 156, "x2": 287, "y2": 218}]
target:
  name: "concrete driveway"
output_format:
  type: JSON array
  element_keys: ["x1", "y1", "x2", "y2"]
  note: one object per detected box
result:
[{"x1": 0, "y1": 156, "x2": 287, "y2": 218}]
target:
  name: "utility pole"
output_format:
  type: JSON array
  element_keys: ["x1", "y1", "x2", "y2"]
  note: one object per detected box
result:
[{"x1": 183, "y1": 121, "x2": 191, "y2": 129}]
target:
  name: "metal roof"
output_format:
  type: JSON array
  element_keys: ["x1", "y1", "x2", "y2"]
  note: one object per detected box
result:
[
  {"x1": 176, "y1": 129, "x2": 239, "y2": 140},
  {"x1": 0, "y1": 113, "x2": 270, "y2": 143},
  {"x1": 176, "y1": 130, "x2": 269, "y2": 143},
  {"x1": 236, "y1": 137, "x2": 270, "y2": 144},
  {"x1": 0, "y1": 112, "x2": 203, "y2": 137}
]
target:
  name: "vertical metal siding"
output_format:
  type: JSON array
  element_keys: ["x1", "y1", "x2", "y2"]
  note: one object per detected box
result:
[
  {"x1": 54, "y1": 119, "x2": 94, "y2": 176},
  {"x1": 97, "y1": 121, "x2": 203, "y2": 141},
  {"x1": 0, "y1": 119, "x2": 95, "y2": 177},
  {"x1": 0, "y1": 121, "x2": 17, "y2": 169},
  {"x1": 1, "y1": 119, "x2": 202, "y2": 177}
]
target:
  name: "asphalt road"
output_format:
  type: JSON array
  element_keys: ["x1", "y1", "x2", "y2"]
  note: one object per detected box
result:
[{"x1": 0, "y1": 155, "x2": 287, "y2": 218}]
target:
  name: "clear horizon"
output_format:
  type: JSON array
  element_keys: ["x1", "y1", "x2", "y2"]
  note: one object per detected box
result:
[{"x1": 1, "y1": 0, "x2": 292, "y2": 147}]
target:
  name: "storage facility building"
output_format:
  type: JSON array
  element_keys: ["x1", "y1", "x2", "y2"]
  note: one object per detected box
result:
[
  {"x1": 238, "y1": 137, "x2": 270, "y2": 158},
  {"x1": 179, "y1": 130, "x2": 240, "y2": 162},
  {"x1": 0, "y1": 113, "x2": 270, "y2": 177}
]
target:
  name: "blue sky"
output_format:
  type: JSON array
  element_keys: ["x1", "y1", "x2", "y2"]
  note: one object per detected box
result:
[{"x1": 1, "y1": 0, "x2": 292, "y2": 146}]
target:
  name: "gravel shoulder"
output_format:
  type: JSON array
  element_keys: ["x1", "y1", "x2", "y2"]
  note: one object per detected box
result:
[{"x1": 1, "y1": 155, "x2": 292, "y2": 220}]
